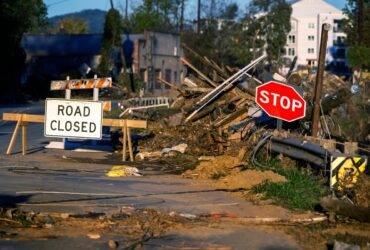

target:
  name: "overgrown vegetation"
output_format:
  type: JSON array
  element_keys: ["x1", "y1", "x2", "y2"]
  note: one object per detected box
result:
[
  {"x1": 251, "y1": 159, "x2": 326, "y2": 210},
  {"x1": 344, "y1": 0, "x2": 370, "y2": 71},
  {"x1": 0, "y1": 0, "x2": 47, "y2": 103}
]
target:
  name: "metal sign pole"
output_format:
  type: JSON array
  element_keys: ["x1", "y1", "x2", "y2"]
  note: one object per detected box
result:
[{"x1": 63, "y1": 76, "x2": 71, "y2": 148}]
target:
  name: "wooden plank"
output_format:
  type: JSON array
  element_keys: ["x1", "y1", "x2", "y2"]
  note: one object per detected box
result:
[
  {"x1": 183, "y1": 87, "x2": 213, "y2": 93},
  {"x1": 3, "y1": 113, "x2": 44, "y2": 123},
  {"x1": 214, "y1": 108, "x2": 248, "y2": 128},
  {"x1": 157, "y1": 77, "x2": 185, "y2": 95},
  {"x1": 6, "y1": 117, "x2": 22, "y2": 155},
  {"x1": 181, "y1": 58, "x2": 218, "y2": 88},
  {"x1": 22, "y1": 125, "x2": 27, "y2": 155},
  {"x1": 122, "y1": 123, "x2": 127, "y2": 161},
  {"x1": 3, "y1": 113, "x2": 147, "y2": 129},
  {"x1": 126, "y1": 126, "x2": 134, "y2": 162},
  {"x1": 102, "y1": 118, "x2": 147, "y2": 128}
]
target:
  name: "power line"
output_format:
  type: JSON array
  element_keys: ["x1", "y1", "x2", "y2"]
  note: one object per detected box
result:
[{"x1": 46, "y1": 0, "x2": 71, "y2": 7}]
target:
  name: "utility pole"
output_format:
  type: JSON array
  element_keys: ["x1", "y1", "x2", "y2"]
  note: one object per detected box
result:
[
  {"x1": 197, "y1": 0, "x2": 201, "y2": 33},
  {"x1": 109, "y1": 0, "x2": 114, "y2": 9},
  {"x1": 180, "y1": 0, "x2": 185, "y2": 31},
  {"x1": 311, "y1": 23, "x2": 330, "y2": 137},
  {"x1": 125, "y1": 0, "x2": 128, "y2": 19}
]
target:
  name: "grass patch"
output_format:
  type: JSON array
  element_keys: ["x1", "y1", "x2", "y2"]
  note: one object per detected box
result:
[{"x1": 251, "y1": 159, "x2": 326, "y2": 210}]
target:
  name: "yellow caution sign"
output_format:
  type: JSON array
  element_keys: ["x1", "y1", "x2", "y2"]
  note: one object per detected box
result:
[{"x1": 330, "y1": 156, "x2": 367, "y2": 190}]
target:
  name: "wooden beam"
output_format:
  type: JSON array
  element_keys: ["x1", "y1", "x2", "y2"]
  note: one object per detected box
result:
[
  {"x1": 102, "y1": 118, "x2": 147, "y2": 129},
  {"x1": 213, "y1": 108, "x2": 249, "y2": 128},
  {"x1": 3, "y1": 113, "x2": 147, "y2": 129},
  {"x1": 6, "y1": 117, "x2": 22, "y2": 155},
  {"x1": 3, "y1": 113, "x2": 44, "y2": 123},
  {"x1": 22, "y1": 124, "x2": 27, "y2": 155},
  {"x1": 122, "y1": 122, "x2": 127, "y2": 161},
  {"x1": 126, "y1": 125, "x2": 134, "y2": 162},
  {"x1": 182, "y1": 43, "x2": 229, "y2": 79},
  {"x1": 157, "y1": 77, "x2": 185, "y2": 95},
  {"x1": 181, "y1": 58, "x2": 218, "y2": 88}
]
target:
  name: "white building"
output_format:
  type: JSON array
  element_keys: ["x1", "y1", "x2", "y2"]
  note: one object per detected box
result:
[{"x1": 285, "y1": 0, "x2": 347, "y2": 68}]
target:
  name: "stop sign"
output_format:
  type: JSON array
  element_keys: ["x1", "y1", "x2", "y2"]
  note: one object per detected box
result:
[{"x1": 255, "y1": 81, "x2": 306, "y2": 122}]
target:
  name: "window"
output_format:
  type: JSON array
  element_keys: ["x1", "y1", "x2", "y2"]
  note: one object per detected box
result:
[
  {"x1": 334, "y1": 36, "x2": 345, "y2": 45},
  {"x1": 288, "y1": 48, "x2": 295, "y2": 56},
  {"x1": 288, "y1": 35, "x2": 295, "y2": 44},
  {"x1": 308, "y1": 35, "x2": 314, "y2": 41},
  {"x1": 308, "y1": 48, "x2": 315, "y2": 54},
  {"x1": 139, "y1": 69, "x2": 147, "y2": 83},
  {"x1": 308, "y1": 22, "x2": 315, "y2": 29},
  {"x1": 291, "y1": 21, "x2": 296, "y2": 32},
  {"x1": 173, "y1": 71, "x2": 178, "y2": 84}
]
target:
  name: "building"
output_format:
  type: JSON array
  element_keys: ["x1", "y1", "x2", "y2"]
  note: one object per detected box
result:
[
  {"x1": 134, "y1": 31, "x2": 182, "y2": 95},
  {"x1": 21, "y1": 31, "x2": 183, "y2": 96},
  {"x1": 284, "y1": 0, "x2": 347, "y2": 70}
]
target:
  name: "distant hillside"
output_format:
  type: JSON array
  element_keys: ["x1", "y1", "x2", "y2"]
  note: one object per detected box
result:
[{"x1": 48, "y1": 9, "x2": 107, "y2": 34}]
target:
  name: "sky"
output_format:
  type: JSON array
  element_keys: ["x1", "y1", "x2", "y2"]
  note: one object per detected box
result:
[{"x1": 43, "y1": 0, "x2": 347, "y2": 18}]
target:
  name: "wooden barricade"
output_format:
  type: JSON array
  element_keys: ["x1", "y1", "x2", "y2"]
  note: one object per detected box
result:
[{"x1": 2, "y1": 113, "x2": 147, "y2": 162}]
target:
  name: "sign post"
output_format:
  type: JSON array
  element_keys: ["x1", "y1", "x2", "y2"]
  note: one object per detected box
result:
[
  {"x1": 255, "y1": 81, "x2": 306, "y2": 122},
  {"x1": 44, "y1": 99, "x2": 103, "y2": 139}
]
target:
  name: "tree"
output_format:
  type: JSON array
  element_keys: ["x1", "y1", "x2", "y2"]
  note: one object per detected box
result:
[
  {"x1": 130, "y1": 0, "x2": 180, "y2": 33},
  {"x1": 54, "y1": 17, "x2": 88, "y2": 34},
  {"x1": 344, "y1": 0, "x2": 370, "y2": 70},
  {"x1": 182, "y1": 1, "x2": 244, "y2": 68},
  {"x1": 0, "y1": 0, "x2": 47, "y2": 102},
  {"x1": 247, "y1": 0, "x2": 292, "y2": 68},
  {"x1": 98, "y1": 7, "x2": 123, "y2": 77}
]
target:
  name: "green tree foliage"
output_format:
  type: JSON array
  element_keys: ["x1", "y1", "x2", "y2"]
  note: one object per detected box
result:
[
  {"x1": 130, "y1": 0, "x2": 184, "y2": 33},
  {"x1": 344, "y1": 0, "x2": 370, "y2": 69},
  {"x1": 55, "y1": 17, "x2": 88, "y2": 34},
  {"x1": 182, "y1": 1, "x2": 244, "y2": 68},
  {"x1": 0, "y1": 0, "x2": 47, "y2": 102},
  {"x1": 247, "y1": 0, "x2": 292, "y2": 67},
  {"x1": 99, "y1": 8, "x2": 123, "y2": 76}
]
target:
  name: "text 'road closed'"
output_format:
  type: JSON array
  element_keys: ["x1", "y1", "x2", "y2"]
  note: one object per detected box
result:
[{"x1": 45, "y1": 99, "x2": 103, "y2": 139}]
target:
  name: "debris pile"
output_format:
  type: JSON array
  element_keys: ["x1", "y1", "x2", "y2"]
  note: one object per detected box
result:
[{"x1": 114, "y1": 44, "x2": 370, "y2": 212}]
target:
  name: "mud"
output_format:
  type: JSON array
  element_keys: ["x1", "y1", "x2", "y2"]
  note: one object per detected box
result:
[{"x1": 183, "y1": 155, "x2": 286, "y2": 191}]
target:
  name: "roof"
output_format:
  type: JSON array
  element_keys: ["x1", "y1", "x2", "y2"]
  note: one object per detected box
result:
[
  {"x1": 21, "y1": 34, "x2": 144, "y2": 56},
  {"x1": 291, "y1": 0, "x2": 342, "y2": 18}
]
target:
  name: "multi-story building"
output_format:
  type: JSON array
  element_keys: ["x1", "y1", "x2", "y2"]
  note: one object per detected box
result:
[
  {"x1": 284, "y1": 0, "x2": 347, "y2": 71},
  {"x1": 21, "y1": 31, "x2": 183, "y2": 96}
]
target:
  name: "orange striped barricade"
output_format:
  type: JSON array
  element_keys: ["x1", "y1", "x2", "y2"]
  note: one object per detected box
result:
[
  {"x1": 50, "y1": 77, "x2": 112, "y2": 111},
  {"x1": 50, "y1": 77, "x2": 112, "y2": 90}
]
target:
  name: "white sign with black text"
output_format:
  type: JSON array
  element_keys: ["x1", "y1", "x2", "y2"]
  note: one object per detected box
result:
[{"x1": 45, "y1": 99, "x2": 103, "y2": 139}]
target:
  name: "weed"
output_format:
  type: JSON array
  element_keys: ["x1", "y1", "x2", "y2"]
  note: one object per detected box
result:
[{"x1": 252, "y1": 159, "x2": 327, "y2": 210}]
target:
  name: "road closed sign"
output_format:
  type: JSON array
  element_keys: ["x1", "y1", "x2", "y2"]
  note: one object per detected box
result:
[{"x1": 45, "y1": 99, "x2": 103, "y2": 139}]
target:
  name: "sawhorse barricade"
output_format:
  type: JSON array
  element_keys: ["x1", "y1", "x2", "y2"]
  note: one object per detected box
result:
[{"x1": 2, "y1": 113, "x2": 147, "y2": 162}]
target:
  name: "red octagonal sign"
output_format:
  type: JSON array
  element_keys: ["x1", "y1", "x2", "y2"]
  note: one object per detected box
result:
[{"x1": 255, "y1": 81, "x2": 306, "y2": 122}]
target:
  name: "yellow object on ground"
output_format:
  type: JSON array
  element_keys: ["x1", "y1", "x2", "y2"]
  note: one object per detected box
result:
[
  {"x1": 106, "y1": 165, "x2": 142, "y2": 177},
  {"x1": 330, "y1": 156, "x2": 367, "y2": 190}
]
